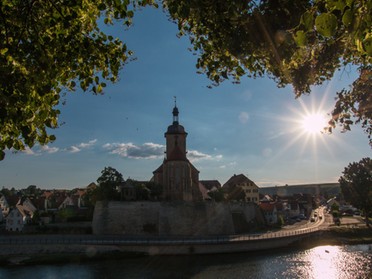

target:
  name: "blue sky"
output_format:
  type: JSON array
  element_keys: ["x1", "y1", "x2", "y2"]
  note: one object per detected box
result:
[{"x1": 1, "y1": 7, "x2": 370, "y2": 190}]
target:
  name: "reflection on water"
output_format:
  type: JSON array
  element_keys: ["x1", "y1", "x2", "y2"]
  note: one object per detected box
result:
[
  {"x1": 280, "y1": 245, "x2": 372, "y2": 279},
  {"x1": 0, "y1": 244, "x2": 371, "y2": 279}
]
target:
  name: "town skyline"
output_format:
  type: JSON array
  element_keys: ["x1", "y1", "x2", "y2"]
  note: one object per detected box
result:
[{"x1": 0, "y1": 7, "x2": 370, "y2": 190}]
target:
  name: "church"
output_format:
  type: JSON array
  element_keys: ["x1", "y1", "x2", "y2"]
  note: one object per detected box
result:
[
  {"x1": 92, "y1": 101, "x2": 264, "y2": 237},
  {"x1": 152, "y1": 102, "x2": 202, "y2": 201}
]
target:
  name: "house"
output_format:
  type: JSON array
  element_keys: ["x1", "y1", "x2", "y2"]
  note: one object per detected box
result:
[
  {"x1": 223, "y1": 174, "x2": 260, "y2": 204},
  {"x1": 17, "y1": 197, "x2": 37, "y2": 217},
  {"x1": 6, "y1": 208, "x2": 26, "y2": 231},
  {"x1": 288, "y1": 200, "x2": 301, "y2": 217},
  {"x1": 260, "y1": 194, "x2": 274, "y2": 203},
  {"x1": 199, "y1": 180, "x2": 221, "y2": 192},
  {"x1": 58, "y1": 196, "x2": 75, "y2": 209},
  {"x1": 42, "y1": 191, "x2": 54, "y2": 211},
  {"x1": 0, "y1": 195, "x2": 10, "y2": 217},
  {"x1": 75, "y1": 189, "x2": 87, "y2": 208},
  {"x1": 119, "y1": 181, "x2": 136, "y2": 201},
  {"x1": 199, "y1": 180, "x2": 222, "y2": 200},
  {"x1": 259, "y1": 203, "x2": 278, "y2": 225}
]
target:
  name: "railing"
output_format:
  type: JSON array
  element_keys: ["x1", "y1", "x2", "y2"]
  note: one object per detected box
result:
[{"x1": 0, "y1": 226, "x2": 319, "y2": 246}]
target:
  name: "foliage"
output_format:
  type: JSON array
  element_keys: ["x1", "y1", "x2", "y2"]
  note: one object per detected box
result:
[
  {"x1": 329, "y1": 66, "x2": 372, "y2": 143},
  {"x1": 126, "y1": 179, "x2": 160, "y2": 200},
  {"x1": 0, "y1": 0, "x2": 155, "y2": 159},
  {"x1": 164, "y1": 0, "x2": 372, "y2": 144},
  {"x1": 207, "y1": 188, "x2": 225, "y2": 202},
  {"x1": 57, "y1": 207, "x2": 75, "y2": 222},
  {"x1": 135, "y1": 183, "x2": 151, "y2": 200},
  {"x1": 146, "y1": 181, "x2": 163, "y2": 200},
  {"x1": 95, "y1": 166, "x2": 124, "y2": 201},
  {"x1": 276, "y1": 215, "x2": 285, "y2": 227},
  {"x1": 339, "y1": 157, "x2": 372, "y2": 226},
  {"x1": 331, "y1": 202, "x2": 339, "y2": 212},
  {"x1": 2, "y1": 0, "x2": 371, "y2": 159}
]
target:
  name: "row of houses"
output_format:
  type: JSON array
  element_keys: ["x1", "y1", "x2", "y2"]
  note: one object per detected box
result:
[
  {"x1": 199, "y1": 174, "x2": 320, "y2": 226},
  {"x1": 0, "y1": 185, "x2": 95, "y2": 232},
  {"x1": 2, "y1": 173, "x2": 333, "y2": 231}
]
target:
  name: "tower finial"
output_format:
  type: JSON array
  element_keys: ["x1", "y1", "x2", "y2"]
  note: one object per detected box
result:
[{"x1": 172, "y1": 96, "x2": 179, "y2": 124}]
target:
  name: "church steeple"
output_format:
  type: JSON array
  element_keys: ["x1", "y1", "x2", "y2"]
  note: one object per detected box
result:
[
  {"x1": 165, "y1": 98, "x2": 187, "y2": 161},
  {"x1": 172, "y1": 96, "x2": 179, "y2": 125},
  {"x1": 152, "y1": 99, "x2": 202, "y2": 201}
]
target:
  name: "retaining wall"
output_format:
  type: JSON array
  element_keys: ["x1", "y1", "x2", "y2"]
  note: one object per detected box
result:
[{"x1": 92, "y1": 201, "x2": 265, "y2": 236}]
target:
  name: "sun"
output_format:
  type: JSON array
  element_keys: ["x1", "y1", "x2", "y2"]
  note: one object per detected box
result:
[{"x1": 301, "y1": 113, "x2": 328, "y2": 135}]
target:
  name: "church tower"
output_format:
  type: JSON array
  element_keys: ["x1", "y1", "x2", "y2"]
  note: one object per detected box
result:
[{"x1": 153, "y1": 100, "x2": 202, "y2": 201}]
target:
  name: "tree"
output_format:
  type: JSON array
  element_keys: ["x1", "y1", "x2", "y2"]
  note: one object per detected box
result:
[
  {"x1": 146, "y1": 181, "x2": 163, "y2": 200},
  {"x1": 135, "y1": 183, "x2": 151, "y2": 200},
  {"x1": 1, "y1": 0, "x2": 371, "y2": 159},
  {"x1": 0, "y1": 0, "x2": 155, "y2": 159},
  {"x1": 339, "y1": 157, "x2": 372, "y2": 226},
  {"x1": 207, "y1": 188, "x2": 225, "y2": 202},
  {"x1": 95, "y1": 166, "x2": 124, "y2": 201},
  {"x1": 164, "y1": 0, "x2": 371, "y2": 144}
]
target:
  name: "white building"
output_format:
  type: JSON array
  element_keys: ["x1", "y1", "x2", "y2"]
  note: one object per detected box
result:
[{"x1": 6, "y1": 208, "x2": 25, "y2": 232}]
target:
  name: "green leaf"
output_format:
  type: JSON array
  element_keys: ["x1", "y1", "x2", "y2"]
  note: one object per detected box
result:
[
  {"x1": 363, "y1": 36, "x2": 372, "y2": 56},
  {"x1": 301, "y1": 11, "x2": 314, "y2": 30},
  {"x1": 294, "y1": 30, "x2": 307, "y2": 46},
  {"x1": 236, "y1": 66, "x2": 244, "y2": 77},
  {"x1": 315, "y1": 13, "x2": 338, "y2": 37},
  {"x1": 342, "y1": 9, "x2": 353, "y2": 27},
  {"x1": 326, "y1": 0, "x2": 347, "y2": 11},
  {"x1": 0, "y1": 48, "x2": 8, "y2": 55}
]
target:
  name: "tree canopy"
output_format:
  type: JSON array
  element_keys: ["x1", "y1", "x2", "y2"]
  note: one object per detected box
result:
[
  {"x1": 1, "y1": 0, "x2": 371, "y2": 160},
  {"x1": 95, "y1": 166, "x2": 124, "y2": 201},
  {"x1": 164, "y1": 0, "x2": 371, "y2": 144},
  {"x1": 339, "y1": 157, "x2": 372, "y2": 226},
  {"x1": 0, "y1": 0, "x2": 155, "y2": 160}
]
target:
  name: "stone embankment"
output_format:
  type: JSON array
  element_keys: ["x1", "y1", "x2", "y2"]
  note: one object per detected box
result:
[{"x1": 0, "y1": 226, "x2": 320, "y2": 264}]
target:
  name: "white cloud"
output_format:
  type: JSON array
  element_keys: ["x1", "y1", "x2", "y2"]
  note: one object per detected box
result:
[
  {"x1": 40, "y1": 145, "x2": 59, "y2": 154},
  {"x1": 66, "y1": 139, "x2": 97, "y2": 153},
  {"x1": 21, "y1": 147, "x2": 37, "y2": 156},
  {"x1": 103, "y1": 142, "x2": 221, "y2": 162},
  {"x1": 103, "y1": 142, "x2": 165, "y2": 159},
  {"x1": 188, "y1": 150, "x2": 223, "y2": 162},
  {"x1": 67, "y1": 146, "x2": 81, "y2": 153},
  {"x1": 77, "y1": 139, "x2": 97, "y2": 148},
  {"x1": 239, "y1": 111, "x2": 249, "y2": 124}
]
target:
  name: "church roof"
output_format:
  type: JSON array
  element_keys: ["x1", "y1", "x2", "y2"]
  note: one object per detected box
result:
[{"x1": 166, "y1": 123, "x2": 187, "y2": 134}]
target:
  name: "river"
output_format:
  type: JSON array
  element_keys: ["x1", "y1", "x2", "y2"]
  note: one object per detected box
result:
[{"x1": 0, "y1": 244, "x2": 371, "y2": 279}]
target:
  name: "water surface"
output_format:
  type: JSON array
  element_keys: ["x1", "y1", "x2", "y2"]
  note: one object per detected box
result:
[{"x1": 1, "y1": 244, "x2": 371, "y2": 279}]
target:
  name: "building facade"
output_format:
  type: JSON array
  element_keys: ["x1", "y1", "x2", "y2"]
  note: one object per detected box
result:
[
  {"x1": 153, "y1": 103, "x2": 202, "y2": 201},
  {"x1": 223, "y1": 174, "x2": 260, "y2": 204}
]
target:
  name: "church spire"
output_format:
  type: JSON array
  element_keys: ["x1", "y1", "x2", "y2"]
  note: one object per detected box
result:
[{"x1": 172, "y1": 96, "x2": 179, "y2": 125}]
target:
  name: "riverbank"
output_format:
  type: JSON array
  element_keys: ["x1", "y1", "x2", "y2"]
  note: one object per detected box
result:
[{"x1": 0, "y1": 226, "x2": 370, "y2": 266}]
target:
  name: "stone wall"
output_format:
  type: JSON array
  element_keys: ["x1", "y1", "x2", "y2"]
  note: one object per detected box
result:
[{"x1": 92, "y1": 201, "x2": 265, "y2": 236}]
